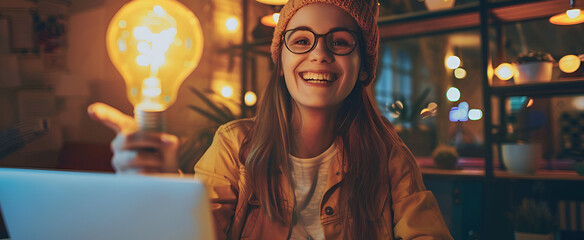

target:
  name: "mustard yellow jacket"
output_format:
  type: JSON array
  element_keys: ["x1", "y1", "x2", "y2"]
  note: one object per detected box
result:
[{"x1": 194, "y1": 119, "x2": 453, "y2": 240}]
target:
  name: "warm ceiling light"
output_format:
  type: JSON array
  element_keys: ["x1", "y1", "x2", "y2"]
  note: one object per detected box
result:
[
  {"x1": 256, "y1": 0, "x2": 288, "y2": 5},
  {"x1": 550, "y1": 0, "x2": 584, "y2": 25},
  {"x1": 261, "y1": 13, "x2": 279, "y2": 27},
  {"x1": 567, "y1": 8, "x2": 581, "y2": 18}
]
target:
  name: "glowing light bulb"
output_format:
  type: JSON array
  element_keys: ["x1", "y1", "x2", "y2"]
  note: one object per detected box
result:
[
  {"x1": 567, "y1": 8, "x2": 581, "y2": 19},
  {"x1": 244, "y1": 91, "x2": 257, "y2": 106},
  {"x1": 559, "y1": 54, "x2": 581, "y2": 73},
  {"x1": 226, "y1": 17, "x2": 238, "y2": 32},
  {"x1": 495, "y1": 63, "x2": 514, "y2": 80},
  {"x1": 106, "y1": 0, "x2": 204, "y2": 131},
  {"x1": 221, "y1": 86, "x2": 233, "y2": 98},
  {"x1": 454, "y1": 68, "x2": 466, "y2": 79},
  {"x1": 261, "y1": 13, "x2": 280, "y2": 27},
  {"x1": 446, "y1": 56, "x2": 461, "y2": 69},
  {"x1": 446, "y1": 87, "x2": 460, "y2": 102}
]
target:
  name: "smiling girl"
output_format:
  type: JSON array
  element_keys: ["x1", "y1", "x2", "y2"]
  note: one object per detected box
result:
[{"x1": 89, "y1": 0, "x2": 452, "y2": 239}]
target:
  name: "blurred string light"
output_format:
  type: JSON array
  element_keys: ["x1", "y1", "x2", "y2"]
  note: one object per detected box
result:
[
  {"x1": 574, "y1": 96, "x2": 584, "y2": 110},
  {"x1": 420, "y1": 102, "x2": 438, "y2": 119},
  {"x1": 495, "y1": 63, "x2": 514, "y2": 80},
  {"x1": 446, "y1": 87, "x2": 461, "y2": 102},
  {"x1": 526, "y1": 98, "x2": 534, "y2": 108},
  {"x1": 221, "y1": 86, "x2": 233, "y2": 97},
  {"x1": 244, "y1": 91, "x2": 257, "y2": 106},
  {"x1": 225, "y1": 17, "x2": 238, "y2": 32},
  {"x1": 446, "y1": 56, "x2": 461, "y2": 69},
  {"x1": 449, "y1": 102, "x2": 469, "y2": 122},
  {"x1": 468, "y1": 109, "x2": 483, "y2": 120},
  {"x1": 389, "y1": 100, "x2": 404, "y2": 118},
  {"x1": 449, "y1": 102, "x2": 483, "y2": 122},
  {"x1": 559, "y1": 54, "x2": 581, "y2": 73},
  {"x1": 454, "y1": 68, "x2": 467, "y2": 79}
]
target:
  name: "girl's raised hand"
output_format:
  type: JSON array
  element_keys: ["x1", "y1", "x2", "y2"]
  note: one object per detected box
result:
[{"x1": 87, "y1": 102, "x2": 179, "y2": 174}]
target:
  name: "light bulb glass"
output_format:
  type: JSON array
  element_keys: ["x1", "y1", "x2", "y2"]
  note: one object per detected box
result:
[
  {"x1": 261, "y1": 13, "x2": 279, "y2": 27},
  {"x1": 273, "y1": 13, "x2": 280, "y2": 24},
  {"x1": 446, "y1": 56, "x2": 461, "y2": 69},
  {"x1": 567, "y1": 9, "x2": 581, "y2": 19},
  {"x1": 106, "y1": 0, "x2": 203, "y2": 114}
]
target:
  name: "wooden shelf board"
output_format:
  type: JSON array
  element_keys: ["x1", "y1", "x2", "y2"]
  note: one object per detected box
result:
[
  {"x1": 490, "y1": 78, "x2": 584, "y2": 97},
  {"x1": 494, "y1": 169, "x2": 584, "y2": 181},
  {"x1": 378, "y1": 0, "x2": 569, "y2": 40}
]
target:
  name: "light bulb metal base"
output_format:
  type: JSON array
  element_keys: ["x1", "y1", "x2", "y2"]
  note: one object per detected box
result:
[{"x1": 135, "y1": 109, "x2": 166, "y2": 132}]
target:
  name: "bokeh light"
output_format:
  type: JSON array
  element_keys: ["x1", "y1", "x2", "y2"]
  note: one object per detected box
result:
[
  {"x1": 559, "y1": 54, "x2": 581, "y2": 73},
  {"x1": 244, "y1": 91, "x2": 257, "y2": 106},
  {"x1": 446, "y1": 56, "x2": 461, "y2": 69},
  {"x1": 447, "y1": 87, "x2": 461, "y2": 102},
  {"x1": 226, "y1": 17, "x2": 238, "y2": 32},
  {"x1": 221, "y1": 86, "x2": 233, "y2": 97},
  {"x1": 468, "y1": 109, "x2": 483, "y2": 120},
  {"x1": 454, "y1": 68, "x2": 467, "y2": 79},
  {"x1": 495, "y1": 63, "x2": 514, "y2": 80}
]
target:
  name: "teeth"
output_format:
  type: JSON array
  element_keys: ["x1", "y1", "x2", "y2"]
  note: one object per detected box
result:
[{"x1": 302, "y1": 72, "x2": 331, "y2": 81}]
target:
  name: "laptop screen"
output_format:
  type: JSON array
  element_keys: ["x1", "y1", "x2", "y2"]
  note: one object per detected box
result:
[{"x1": 0, "y1": 168, "x2": 215, "y2": 240}]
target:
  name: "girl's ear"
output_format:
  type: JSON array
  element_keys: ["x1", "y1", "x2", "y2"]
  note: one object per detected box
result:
[{"x1": 359, "y1": 69, "x2": 368, "y2": 81}]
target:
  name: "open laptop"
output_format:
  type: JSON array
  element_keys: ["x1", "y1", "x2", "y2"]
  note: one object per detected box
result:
[{"x1": 0, "y1": 168, "x2": 215, "y2": 240}]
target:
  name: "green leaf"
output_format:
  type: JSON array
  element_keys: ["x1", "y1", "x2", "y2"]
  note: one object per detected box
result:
[{"x1": 189, "y1": 87, "x2": 231, "y2": 122}]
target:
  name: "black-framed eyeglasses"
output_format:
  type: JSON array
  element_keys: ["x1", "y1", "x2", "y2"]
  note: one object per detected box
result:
[{"x1": 282, "y1": 28, "x2": 359, "y2": 56}]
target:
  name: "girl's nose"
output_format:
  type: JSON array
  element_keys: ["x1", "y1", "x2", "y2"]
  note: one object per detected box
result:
[{"x1": 309, "y1": 38, "x2": 334, "y2": 63}]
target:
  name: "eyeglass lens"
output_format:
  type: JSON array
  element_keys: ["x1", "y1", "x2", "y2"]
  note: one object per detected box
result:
[{"x1": 284, "y1": 29, "x2": 356, "y2": 55}]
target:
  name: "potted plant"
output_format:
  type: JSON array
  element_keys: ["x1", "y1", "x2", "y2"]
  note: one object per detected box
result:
[
  {"x1": 385, "y1": 88, "x2": 437, "y2": 156},
  {"x1": 432, "y1": 144, "x2": 459, "y2": 169},
  {"x1": 501, "y1": 98, "x2": 545, "y2": 174},
  {"x1": 510, "y1": 198, "x2": 555, "y2": 240},
  {"x1": 512, "y1": 51, "x2": 555, "y2": 84},
  {"x1": 177, "y1": 87, "x2": 238, "y2": 173}
]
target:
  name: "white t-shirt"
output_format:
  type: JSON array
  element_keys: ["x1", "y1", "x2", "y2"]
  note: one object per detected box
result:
[{"x1": 289, "y1": 143, "x2": 337, "y2": 240}]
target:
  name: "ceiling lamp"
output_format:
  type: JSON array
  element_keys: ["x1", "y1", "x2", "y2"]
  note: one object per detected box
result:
[
  {"x1": 261, "y1": 13, "x2": 279, "y2": 27},
  {"x1": 256, "y1": 0, "x2": 288, "y2": 5},
  {"x1": 550, "y1": 0, "x2": 584, "y2": 25}
]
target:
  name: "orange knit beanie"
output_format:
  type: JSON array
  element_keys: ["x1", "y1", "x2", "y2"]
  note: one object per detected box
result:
[{"x1": 270, "y1": 0, "x2": 379, "y2": 85}]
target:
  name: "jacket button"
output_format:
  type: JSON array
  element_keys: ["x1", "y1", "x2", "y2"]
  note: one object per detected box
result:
[{"x1": 324, "y1": 206, "x2": 334, "y2": 215}]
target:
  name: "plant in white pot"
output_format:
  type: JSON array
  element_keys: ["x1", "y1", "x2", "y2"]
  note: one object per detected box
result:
[
  {"x1": 513, "y1": 51, "x2": 555, "y2": 84},
  {"x1": 510, "y1": 198, "x2": 555, "y2": 240},
  {"x1": 501, "y1": 99, "x2": 545, "y2": 174}
]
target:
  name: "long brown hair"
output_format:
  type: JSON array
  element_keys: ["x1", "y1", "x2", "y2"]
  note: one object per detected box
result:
[{"x1": 240, "y1": 35, "x2": 416, "y2": 240}]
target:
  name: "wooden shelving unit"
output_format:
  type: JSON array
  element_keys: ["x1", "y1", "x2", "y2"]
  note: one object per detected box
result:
[{"x1": 377, "y1": 0, "x2": 584, "y2": 238}]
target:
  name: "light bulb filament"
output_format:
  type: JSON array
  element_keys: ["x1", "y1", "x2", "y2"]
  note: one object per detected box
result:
[{"x1": 143, "y1": 77, "x2": 162, "y2": 97}]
